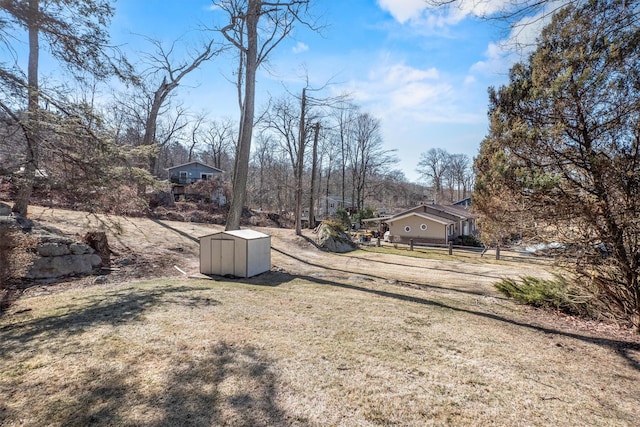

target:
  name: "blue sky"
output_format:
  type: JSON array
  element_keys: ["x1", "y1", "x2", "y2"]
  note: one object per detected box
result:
[{"x1": 108, "y1": 1, "x2": 547, "y2": 182}]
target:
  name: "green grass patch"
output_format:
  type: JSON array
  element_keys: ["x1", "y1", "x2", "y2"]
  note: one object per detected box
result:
[
  {"x1": 494, "y1": 275, "x2": 594, "y2": 317},
  {"x1": 360, "y1": 245, "x2": 489, "y2": 264}
]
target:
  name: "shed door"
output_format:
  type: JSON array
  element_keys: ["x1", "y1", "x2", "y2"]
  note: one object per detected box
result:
[{"x1": 212, "y1": 239, "x2": 235, "y2": 276}]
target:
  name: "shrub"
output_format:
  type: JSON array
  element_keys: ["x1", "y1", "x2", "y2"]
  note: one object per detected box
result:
[
  {"x1": 333, "y1": 208, "x2": 350, "y2": 230},
  {"x1": 495, "y1": 275, "x2": 595, "y2": 318},
  {"x1": 352, "y1": 207, "x2": 374, "y2": 223},
  {"x1": 321, "y1": 220, "x2": 347, "y2": 233},
  {"x1": 458, "y1": 234, "x2": 482, "y2": 247}
]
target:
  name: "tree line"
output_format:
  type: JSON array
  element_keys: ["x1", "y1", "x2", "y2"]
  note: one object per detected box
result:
[{"x1": 0, "y1": 0, "x2": 475, "y2": 232}]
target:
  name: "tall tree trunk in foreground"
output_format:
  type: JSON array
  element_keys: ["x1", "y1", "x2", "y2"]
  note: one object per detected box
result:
[
  {"x1": 12, "y1": 0, "x2": 40, "y2": 217},
  {"x1": 308, "y1": 122, "x2": 320, "y2": 229},
  {"x1": 225, "y1": 0, "x2": 259, "y2": 231}
]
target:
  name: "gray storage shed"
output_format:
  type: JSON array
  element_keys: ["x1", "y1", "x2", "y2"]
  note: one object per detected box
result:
[{"x1": 199, "y1": 229, "x2": 271, "y2": 278}]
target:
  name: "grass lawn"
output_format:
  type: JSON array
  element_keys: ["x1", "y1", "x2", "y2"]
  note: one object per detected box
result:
[{"x1": 2, "y1": 269, "x2": 640, "y2": 426}]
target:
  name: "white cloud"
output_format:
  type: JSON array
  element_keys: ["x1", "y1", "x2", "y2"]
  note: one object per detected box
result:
[
  {"x1": 457, "y1": 0, "x2": 511, "y2": 17},
  {"x1": 292, "y1": 41, "x2": 309, "y2": 54},
  {"x1": 343, "y1": 59, "x2": 483, "y2": 126},
  {"x1": 469, "y1": 7, "x2": 551, "y2": 77},
  {"x1": 377, "y1": 0, "x2": 428, "y2": 24},
  {"x1": 381, "y1": 64, "x2": 439, "y2": 85}
]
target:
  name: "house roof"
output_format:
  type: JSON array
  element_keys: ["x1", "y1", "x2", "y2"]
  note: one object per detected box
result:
[
  {"x1": 385, "y1": 212, "x2": 454, "y2": 226},
  {"x1": 167, "y1": 161, "x2": 224, "y2": 173},
  {"x1": 437, "y1": 204, "x2": 477, "y2": 219},
  {"x1": 392, "y1": 204, "x2": 477, "y2": 221},
  {"x1": 453, "y1": 197, "x2": 472, "y2": 207},
  {"x1": 361, "y1": 216, "x2": 392, "y2": 223}
]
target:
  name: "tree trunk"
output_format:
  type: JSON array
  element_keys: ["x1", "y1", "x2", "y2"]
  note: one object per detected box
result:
[
  {"x1": 294, "y1": 88, "x2": 306, "y2": 235},
  {"x1": 308, "y1": 122, "x2": 320, "y2": 229},
  {"x1": 13, "y1": 0, "x2": 40, "y2": 217},
  {"x1": 225, "y1": 0, "x2": 259, "y2": 231},
  {"x1": 142, "y1": 79, "x2": 168, "y2": 175}
]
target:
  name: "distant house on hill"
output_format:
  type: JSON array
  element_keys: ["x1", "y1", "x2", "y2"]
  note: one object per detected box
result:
[
  {"x1": 167, "y1": 161, "x2": 225, "y2": 204},
  {"x1": 452, "y1": 197, "x2": 472, "y2": 209},
  {"x1": 301, "y1": 196, "x2": 354, "y2": 224},
  {"x1": 384, "y1": 203, "x2": 477, "y2": 245},
  {"x1": 168, "y1": 161, "x2": 223, "y2": 185}
]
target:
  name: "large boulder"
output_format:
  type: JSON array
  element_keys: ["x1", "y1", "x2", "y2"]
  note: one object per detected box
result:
[
  {"x1": 27, "y1": 253, "x2": 102, "y2": 279},
  {"x1": 316, "y1": 222, "x2": 357, "y2": 253}
]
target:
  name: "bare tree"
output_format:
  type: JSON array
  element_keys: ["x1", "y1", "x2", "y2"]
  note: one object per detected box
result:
[
  {"x1": 349, "y1": 112, "x2": 397, "y2": 210},
  {"x1": 137, "y1": 37, "x2": 222, "y2": 175},
  {"x1": 332, "y1": 102, "x2": 358, "y2": 209},
  {"x1": 446, "y1": 153, "x2": 471, "y2": 202},
  {"x1": 417, "y1": 148, "x2": 450, "y2": 203},
  {"x1": 202, "y1": 118, "x2": 235, "y2": 170},
  {"x1": 214, "y1": 0, "x2": 315, "y2": 230}
]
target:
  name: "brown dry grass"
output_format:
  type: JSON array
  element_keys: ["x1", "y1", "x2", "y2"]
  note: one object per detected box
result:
[{"x1": 1, "y1": 205, "x2": 639, "y2": 426}]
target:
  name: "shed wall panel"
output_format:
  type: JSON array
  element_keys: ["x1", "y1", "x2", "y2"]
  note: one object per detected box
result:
[
  {"x1": 199, "y1": 230, "x2": 271, "y2": 278},
  {"x1": 246, "y1": 237, "x2": 271, "y2": 277}
]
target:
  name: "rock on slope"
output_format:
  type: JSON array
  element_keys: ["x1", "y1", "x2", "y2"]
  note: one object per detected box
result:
[{"x1": 315, "y1": 222, "x2": 357, "y2": 253}]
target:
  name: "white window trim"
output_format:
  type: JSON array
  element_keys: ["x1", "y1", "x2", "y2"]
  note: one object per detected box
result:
[{"x1": 404, "y1": 225, "x2": 411, "y2": 233}]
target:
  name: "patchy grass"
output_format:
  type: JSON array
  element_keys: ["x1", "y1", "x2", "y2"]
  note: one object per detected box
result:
[
  {"x1": 1, "y1": 204, "x2": 638, "y2": 425},
  {"x1": 358, "y1": 244, "x2": 540, "y2": 265},
  {"x1": 2, "y1": 273, "x2": 640, "y2": 426}
]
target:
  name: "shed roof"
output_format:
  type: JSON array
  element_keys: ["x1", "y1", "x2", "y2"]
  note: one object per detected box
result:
[
  {"x1": 224, "y1": 229, "x2": 270, "y2": 239},
  {"x1": 200, "y1": 229, "x2": 270, "y2": 240}
]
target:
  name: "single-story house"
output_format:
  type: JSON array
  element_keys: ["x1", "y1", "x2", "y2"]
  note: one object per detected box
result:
[
  {"x1": 385, "y1": 211, "x2": 455, "y2": 244},
  {"x1": 384, "y1": 203, "x2": 477, "y2": 245}
]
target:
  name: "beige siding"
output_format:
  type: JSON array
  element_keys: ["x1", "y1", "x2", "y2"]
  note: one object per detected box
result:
[
  {"x1": 388, "y1": 216, "x2": 447, "y2": 244},
  {"x1": 199, "y1": 231, "x2": 271, "y2": 278}
]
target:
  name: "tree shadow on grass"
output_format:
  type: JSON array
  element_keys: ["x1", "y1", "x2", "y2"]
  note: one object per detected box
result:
[
  {"x1": 244, "y1": 266, "x2": 640, "y2": 373},
  {"x1": 151, "y1": 218, "x2": 201, "y2": 243},
  {"x1": 0, "y1": 285, "x2": 219, "y2": 357},
  {"x1": 155, "y1": 341, "x2": 298, "y2": 427},
  {"x1": 52, "y1": 341, "x2": 299, "y2": 427},
  {"x1": 0, "y1": 283, "x2": 301, "y2": 426},
  {"x1": 270, "y1": 246, "x2": 494, "y2": 298}
]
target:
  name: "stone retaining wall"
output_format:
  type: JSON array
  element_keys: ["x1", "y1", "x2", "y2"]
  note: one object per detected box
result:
[
  {"x1": 27, "y1": 234, "x2": 102, "y2": 279},
  {"x1": 1, "y1": 202, "x2": 102, "y2": 280}
]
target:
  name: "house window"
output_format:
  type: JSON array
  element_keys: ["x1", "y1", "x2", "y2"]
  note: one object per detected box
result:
[
  {"x1": 420, "y1": 223, "x2": 428, "y2": 231},
  {"x1": 404, "y1": 226, "x2": 411, "y2": 233},
  {"x1": 179, "y1": 171, "x2": 187, "y2": 180},
  {"x1": 201, "y1": 173, "x2": 213, "y2": 180}
]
